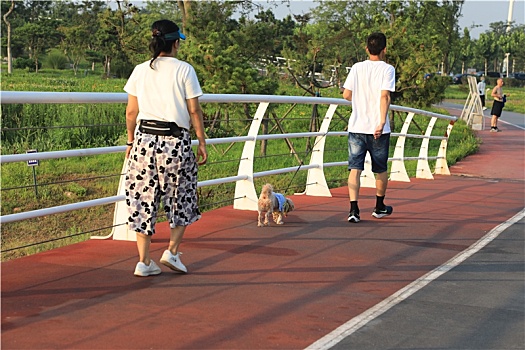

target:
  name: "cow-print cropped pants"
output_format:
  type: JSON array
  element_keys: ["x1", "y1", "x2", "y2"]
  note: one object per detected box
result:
[{"x1": 125, "y1": 128, "x2": 201, "y2": 236}]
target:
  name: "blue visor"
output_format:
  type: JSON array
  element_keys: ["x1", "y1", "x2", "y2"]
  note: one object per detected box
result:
[{"x1": 164, "y1": 30, "x2": 186, "y2": 40}]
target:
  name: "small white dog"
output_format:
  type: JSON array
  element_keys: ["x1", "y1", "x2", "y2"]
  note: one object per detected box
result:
[{"x1": 257, "y1": 183, "x2": 295, "y2": 227}]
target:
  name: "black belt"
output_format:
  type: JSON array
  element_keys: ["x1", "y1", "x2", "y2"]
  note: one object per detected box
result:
[{"x1": 139, "y1": 120, "x2": 183, "y2": 137}]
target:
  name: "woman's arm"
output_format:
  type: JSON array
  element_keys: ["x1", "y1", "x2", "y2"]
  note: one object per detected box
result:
[
  {"x1": 187, "y1": 97, "x2": 208, "y2": 165},
  {"x1": 125, "y1": 94, "x2": 139, "y2": 158}
]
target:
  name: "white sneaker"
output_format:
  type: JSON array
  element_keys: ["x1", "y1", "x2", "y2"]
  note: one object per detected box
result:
[
  {"x1": 482, "y1": 107, "x2": 487, "y2": 110},
  {"x1": 134, "y1": 260, "x2": 162, "y2": 277},
  {"x1": 160, "y1": 250, "x2": 187, "y2": 273}
]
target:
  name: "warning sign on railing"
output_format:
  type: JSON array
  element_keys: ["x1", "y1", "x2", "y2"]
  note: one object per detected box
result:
[{"x1": 26, "y1": 149, "x2": 39, "y2": 166}]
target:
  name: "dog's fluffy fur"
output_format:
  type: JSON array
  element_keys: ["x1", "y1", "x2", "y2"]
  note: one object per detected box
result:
[{"x1": 257, "y1": 183, "x2": 295, "y2": 227}]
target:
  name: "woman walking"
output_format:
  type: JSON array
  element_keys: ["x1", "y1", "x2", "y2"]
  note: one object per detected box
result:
[{"x1": 123, "y1": 19, "x2": 207, "y2": 276}]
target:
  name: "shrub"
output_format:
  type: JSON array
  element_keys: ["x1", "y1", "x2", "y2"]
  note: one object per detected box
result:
[
  {"x1": 503, "y1": 77, "x2": 525, "y2": 88},
  {"x1": 45, "y1": 50, "x2": 69, "y2": 70},
  {"x1": 13, "y1": 57, "x2": 40, "y2": 71},
  {"x1": 111, "y1": 60, "x2": 134, "y2": 79}
]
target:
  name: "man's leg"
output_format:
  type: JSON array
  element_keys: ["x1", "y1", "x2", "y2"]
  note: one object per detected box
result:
[
  {"x1": 370, "y1": 134, "x2": 393, "y2": 218},
  {"x1": 347, "y1": 132, "x2": 366, "y2": 222},
  {"x1": 348, "y1": 169, "x2": 362, "y2": 202},
  {"x1": 376, "y1": 171, "x2": 388, "y2": 197},
  {"x1": 491, "y1": 114, "x2": 498, "y2": 128},
  {"x1": 375, "y1": 171, "x2": 388, "y2": 210},
  {"x1": 347, "y1": 169, "x2": 362, "y2": 222}
]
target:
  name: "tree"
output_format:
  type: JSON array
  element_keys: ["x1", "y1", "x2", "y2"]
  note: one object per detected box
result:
[
  {"x1": 475, "y1": 32, "x2": 498, "y2": 74},
  {"x1": 95, "y1": 0, "x2": 142, "y2": 78},
  {"x1": 16, "y1": 20, "x2": 60, "y2": 72},
  {"x1": 2, "y1": 0, "x2": 15, "y2": 74},
  {"x1": 458, "y1": 28, "x2": 474, "y2": 74},
  {"x1": 58, "y1": 25, "x2": 89, "y2": 75},
  {"x1": 310, "y1": 0, "x2": 372, "y2": 91},
  {"x1": 181, "y1": 1, "x2": 278, "y2": 94},
  {"x1": 143, "y1": 0, "x2": 182, "y2": 23},
  {"x1": 76, "y1": 1, "x2": 108, "y2": 71},
  {"x1": 308, "y1": 0, "x2": 460, "y2": 107},
  {"x1": 499, "y1": 24, "x2": 525, "y2": 75},
  {"x1": 507, "y1": 26, "x2": 525, "y2": 73}
]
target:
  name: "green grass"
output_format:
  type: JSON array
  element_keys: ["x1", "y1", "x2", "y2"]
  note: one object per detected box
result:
[
  {"x1": 1, "y1": 70, "x2": 481, "y2": 260},
  {"x1": 1, "y1": 68, "x2": 127, "y2": 92}
]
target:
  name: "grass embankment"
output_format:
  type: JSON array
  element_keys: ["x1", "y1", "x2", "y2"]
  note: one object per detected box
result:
[{"x1": 1, "y1": 70, "x2": 480, "y2": 260}]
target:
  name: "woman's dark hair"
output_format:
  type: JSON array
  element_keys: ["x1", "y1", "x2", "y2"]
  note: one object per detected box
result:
[
  {"x1": 366, "y1": 32, "x2": 387, "y2": 56},
  {"x1": 149, "y1": 19, "x2": 181, "y2": 69}
]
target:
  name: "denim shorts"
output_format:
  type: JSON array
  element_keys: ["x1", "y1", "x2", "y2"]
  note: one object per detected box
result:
[{"x1": 348, "y1": 132, "x2": 390, "y2": 173}]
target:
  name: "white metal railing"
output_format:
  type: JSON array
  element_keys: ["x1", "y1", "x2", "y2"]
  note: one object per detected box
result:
[{"x1": 1, "y1": 91, "x2": 457, "y2": 241}]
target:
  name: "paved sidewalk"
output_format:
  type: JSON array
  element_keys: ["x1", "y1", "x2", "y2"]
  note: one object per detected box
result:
[{"x1": 2, "y1": 106, "x2": 524, "y2": 350}]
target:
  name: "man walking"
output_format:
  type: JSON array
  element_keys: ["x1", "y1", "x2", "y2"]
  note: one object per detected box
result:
[{"x1": 342, "y1": 32, "x2": 396, "y2": 223}]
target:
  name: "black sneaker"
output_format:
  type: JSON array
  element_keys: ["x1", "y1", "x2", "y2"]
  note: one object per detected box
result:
[
  {"x1": 372, "y1": 205, "x2": 393, "y2": 219},
  {"x1": 348, "y1": 210, "x2": 360, "y2": 223}
]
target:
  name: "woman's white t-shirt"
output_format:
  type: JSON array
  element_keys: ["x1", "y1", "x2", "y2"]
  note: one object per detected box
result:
[
  {"x1": 124, "y1": 57, "x2": 203, "y2": 130},
  {"x1": 343, "y1": 60, "x2": 395, "y2": 134}
]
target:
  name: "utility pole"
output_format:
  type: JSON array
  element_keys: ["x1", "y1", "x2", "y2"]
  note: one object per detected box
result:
[{"x1": 504, "y1": 0, "x2": 514, "y2": 77}]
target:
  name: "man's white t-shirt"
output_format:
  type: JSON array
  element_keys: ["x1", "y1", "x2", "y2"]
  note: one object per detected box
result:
[
  {"x1": 124, "y1": 57, "x2": 203, "y2": 130},
  {"x1": 343, "y1": 60, "x2": 395, "y2": 134}
]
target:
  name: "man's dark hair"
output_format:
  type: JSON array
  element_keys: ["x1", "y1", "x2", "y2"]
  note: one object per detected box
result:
[
  {"x1": 149, "y1": 19, "x2": 181, "y2": 69},
  {"x1": 366, "y1": 32, "x2": 387, "y2": 56}
]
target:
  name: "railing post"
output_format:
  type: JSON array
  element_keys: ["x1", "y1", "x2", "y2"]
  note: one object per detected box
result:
[
  {"x1": 304, "y1": 104, "x2": 337, "y2": 197},
  {"x1": 390, "y1": 112, "x2": 412, "y2": 182},
  {"x1": 109, "y1": 162, "x2": 136, "y2": 241},
  {"x1": 233, "y1": 102, "x2": 269, "y2": 210},
  {"x1": 90, "y1": 161, "x2": 135, "y2": 241},
  {"x1": 416, "y1": 116, "x2": 436, "y2": 179},
  {"x1": 435, "y1": 121, "x2": 454, "y2": 175}
]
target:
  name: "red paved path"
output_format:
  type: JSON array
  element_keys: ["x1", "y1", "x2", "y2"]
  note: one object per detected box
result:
[{"x1": 2, "y1": 117, "x2": 524, "y2": 349}]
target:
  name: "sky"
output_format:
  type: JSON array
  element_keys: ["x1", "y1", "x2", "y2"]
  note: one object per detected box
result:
[{"x1": 255, "y1": 0, "x2": 525, "y2": 39}]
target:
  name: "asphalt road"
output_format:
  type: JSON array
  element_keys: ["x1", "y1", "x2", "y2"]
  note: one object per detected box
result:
[
  {"x1": 437, "y1": 101, "x2": 524, "y2": 129},
  {"x1": 332, "y1": 217, "x2": 525, "y2": 350}
]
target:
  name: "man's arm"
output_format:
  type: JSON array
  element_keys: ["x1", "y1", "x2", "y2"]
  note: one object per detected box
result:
[
  {"x1": 342, "y1": 88, "x2": 352, "y2": 102},
  {"x1": 375, "y1": 90, "x2": 391, "y2": 139}
]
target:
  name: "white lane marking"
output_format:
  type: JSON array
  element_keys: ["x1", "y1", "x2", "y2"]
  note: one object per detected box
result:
[
  {"x1": 498, "y1": 119, "x2": 525, "y2": 130},
  {"x1": 483, "y1": 114, "x2": 525, "y2": 130},
  {"x1": 305, "y1": 209, "x2": 525, "y2": 350}
]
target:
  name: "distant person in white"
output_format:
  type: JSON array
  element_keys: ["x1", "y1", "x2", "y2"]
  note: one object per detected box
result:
[
  {"x1": 477, "y1": 76, "x2": 487, "y2": 110},
  {"x1": 342, "y1": 32, "x2": 396, "y2": 223}
]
